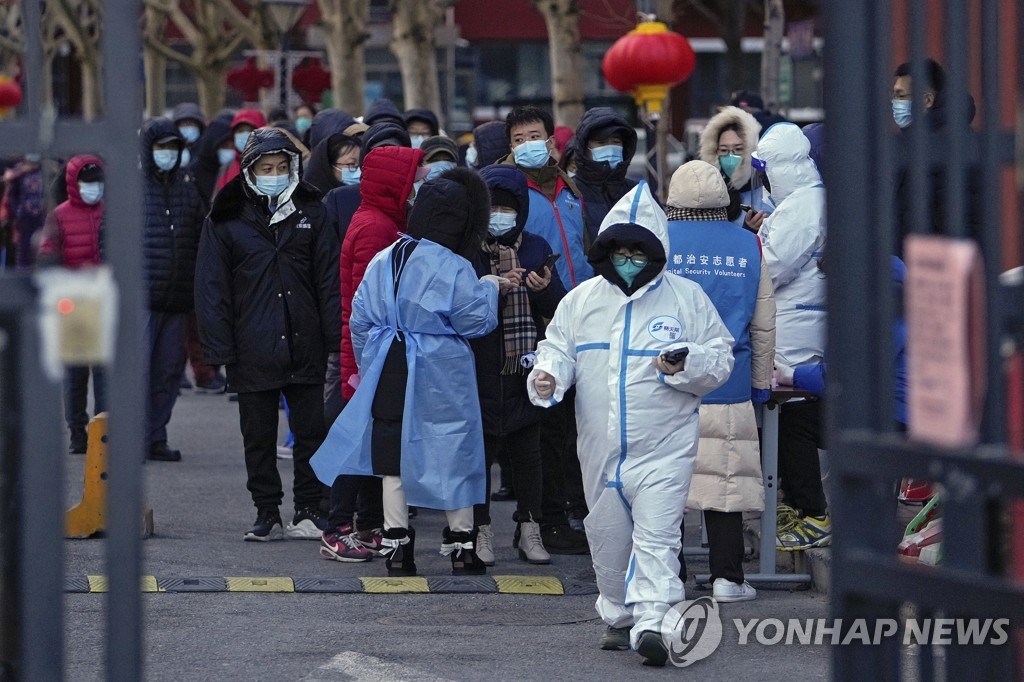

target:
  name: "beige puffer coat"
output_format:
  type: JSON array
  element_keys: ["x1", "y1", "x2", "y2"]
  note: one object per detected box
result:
[{"x1": 698, "y1": 106, "x2": 762, "y2": 192}]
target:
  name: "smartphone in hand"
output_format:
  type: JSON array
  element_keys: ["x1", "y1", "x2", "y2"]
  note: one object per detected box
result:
[
  {"x1": 661, "y1": 347, "x2": 689, "y2": 366},
  {"x1": 533, "y1": 253, "x2": 560, "y2": 277},
  {"x1": 739, "y1": 203, "x2": 753, "y2": 212}
]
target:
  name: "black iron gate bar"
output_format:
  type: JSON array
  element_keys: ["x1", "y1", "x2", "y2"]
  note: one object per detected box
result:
[{"x1": 0, "y1": 0, "x2": 146, "y2": 679}]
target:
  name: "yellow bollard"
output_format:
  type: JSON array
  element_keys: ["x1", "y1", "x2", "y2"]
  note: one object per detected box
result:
[{"x1": 65, "y1": 412, "x2": 154, "y2": 538}]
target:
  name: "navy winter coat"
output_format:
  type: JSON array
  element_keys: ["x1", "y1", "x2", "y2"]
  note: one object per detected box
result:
[
  {"x1": 141, "y1": 117, "x2": 204, "y2": 314},
  {"x1": 570, "y1": 107, "x2": 638, "y2": 243},
  {"x1": 471, "y1": 165, "x2": 566, "y2": 436},
  {"x1": 195, "y1": 128, "x2": 341, "y2": 393}
]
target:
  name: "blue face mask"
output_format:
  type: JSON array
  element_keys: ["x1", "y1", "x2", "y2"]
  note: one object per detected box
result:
[
  {"x1": 153, "y1": 149, "x2": 179, "y2": 172},
  {"x1": 234, "y1": 131, "x2": 251, "y2": 153},
  {"x1": 426, "y1": 161, "x2": 455, "y2": 181},
  {"x1": 217, "y1": 148, "x2": 236, "y2": 166},
  {"x1": 465, "y1": 145, "x2": 478, "y2": 167},
  {"x1": 719, "y1": 153, "x2": 741, "y2": 177},
  {"x1": 341, "y1": 167, "x2": 361, "y2": 186},
  {"x1": 612, "y1": 260, "x2": 645, "y2": 287},
  {"x1": 180, "y1": 148, "x2": 191, "y2": 168},
  {"x1": 410, "y1": 135, "x2": 426, "y2": 149},
  {"x1": 513, "y1": 139, "x2": 550, "y2": 169},
  {"x1": 295, "y1": 117, "x2": 312, "y2": 135},
  {"x1": 253, "y1": 173, "x2": 290, "y2": 197},
  {"x1": 591, "y1": 144, "x2": 624, "y2": 168},
  {"x1": 488, "y1": 211, "x2": 517, "y2": 237},
  {"x1": 178, "y1": 125, "x2": 200, "y2": 144},
  {"x1": 78, "y1": 181, "x2": 103, "y2": 205},
  {"x1": 892, "y1": 100, "x2": 912, "y2": 128}
]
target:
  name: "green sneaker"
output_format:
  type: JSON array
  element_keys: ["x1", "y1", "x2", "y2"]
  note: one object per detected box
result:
[
  {"x1": 599, "y1": 625, "x2": 631, "y2": 651},
  {"x1": 777, "y1": 513, "x2": 831, "y2": 551}
]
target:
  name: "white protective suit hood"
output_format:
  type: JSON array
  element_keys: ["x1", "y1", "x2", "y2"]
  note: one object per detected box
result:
[
  {"x1": 591, "y1": 181, "x2": 670, "y2": 293},
  {"x1": 753, "y1": 123, "x2": 822, "y2": 203}
]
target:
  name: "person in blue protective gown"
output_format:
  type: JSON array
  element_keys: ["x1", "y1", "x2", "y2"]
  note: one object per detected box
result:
[
  {"x1": 527, "y1": 181, "x2": 735, "y2": 666},
  {"x1": 311, "y1": 167, "x2": 518, "y2": 577}
]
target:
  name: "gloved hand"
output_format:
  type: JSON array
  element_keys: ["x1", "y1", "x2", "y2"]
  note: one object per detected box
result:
[
  {"x1": 773, "y1": 361, "x2": 794, "y2": 386},
  {"x1": 751, "y1": 387, "x2": 772, "y2": 404},
  {"x1": 533, "y1": 370, "x2": 555, "y2": 399},
  {"x1": 480, "y1": 274, "x2": 514, "y2": 295}
]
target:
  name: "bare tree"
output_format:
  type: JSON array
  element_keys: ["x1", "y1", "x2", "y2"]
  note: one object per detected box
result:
[
  {"x1": 44, "y1": 0, "x2": 103, "y2": 120},
  {"x1": 142, "y1": 4, "x2": 167, "y2": 115},
  {"x1": 760, "y1": 0, "x2": 784, "y2": 111},
  {"x1": 0, "y1": 2, "x2": 23, "y2": 76},
  {"x1": 673, "y1": 0, "x2": 757, "y2": 93},
  {"x1": 388, "y1": 0, "x2": 450, "y2": 124},
  {"x1": 142, "y1": 0, "x2": 275, "y2": 115},
  {"x1": 532, "y1": 0, "x2": 584, "y2": 129},
  {"x1": 317, "y1": 0, "x2": 368, "y2": 116}
]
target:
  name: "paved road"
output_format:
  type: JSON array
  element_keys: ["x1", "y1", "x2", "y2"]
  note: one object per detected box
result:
[{"x1": 62, "y1": 384, "x2": 830, "y2": 681}]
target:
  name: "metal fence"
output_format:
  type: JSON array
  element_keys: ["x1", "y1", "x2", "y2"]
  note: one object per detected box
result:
[
  {"x1": 0, "y1": 0, "x2": 145, "y2": 679},
  {"x1": 823, "y1": 0, "x2": 1023, "y2": 679}
]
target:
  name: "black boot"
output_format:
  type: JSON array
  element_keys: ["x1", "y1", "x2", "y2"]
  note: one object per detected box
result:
[
  {"x1": 442, "y1": 527, "x2": 487, "y2": 576},
  {"x1": 381, "y1": 527, "x2": 417, "y2": 577}
]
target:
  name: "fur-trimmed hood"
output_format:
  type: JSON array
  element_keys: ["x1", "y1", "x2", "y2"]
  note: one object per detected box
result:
[
  {"x1": 698, "y1": 105, "x2": 761, "y2": 190},
  {"x1": 406, "y1": 167, "x2": 491, "y2": 261}
]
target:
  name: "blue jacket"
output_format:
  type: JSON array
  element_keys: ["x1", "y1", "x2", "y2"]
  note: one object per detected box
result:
[
  {"x1": 322, "y1": 184, "x2": 361, "y2": 244},
  {"x1": 311, "y1": 238, "x2": 498, "y2": 509},
  {"x1": 666, "y1": 218, "x2": 762, "y2": 404}
]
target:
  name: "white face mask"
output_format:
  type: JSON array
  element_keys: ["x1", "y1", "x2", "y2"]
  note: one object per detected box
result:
[
  {"x1": 488, "y1": 211, "x2": 517, "y2": 237},
  {"x1": 78, "y1": 181, "x2": 104, "y2": 205}
]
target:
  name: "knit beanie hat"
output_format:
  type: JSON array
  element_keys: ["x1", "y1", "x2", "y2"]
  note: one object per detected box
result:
[{"x1": 667, "y1": 160, "x2": 730, "y2": 209}]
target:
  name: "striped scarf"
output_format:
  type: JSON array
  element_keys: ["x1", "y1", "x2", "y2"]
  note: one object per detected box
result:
[{"x1": 483, "y1": 238, "x2": 537, "y2": 374}]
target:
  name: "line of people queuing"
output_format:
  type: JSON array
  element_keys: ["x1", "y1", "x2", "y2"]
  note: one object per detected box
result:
[{"x1": 29, "y1": 90, "x2": 852, "y2": 666}]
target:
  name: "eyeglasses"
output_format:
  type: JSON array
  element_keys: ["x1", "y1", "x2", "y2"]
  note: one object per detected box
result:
[
  {"x1": 610, "y1": 253, "x2": 648, "y2": 267},
  {"x1": 333, "y1": 164, "x2": 358, "y2": 172},
  {"x1": 717, "y1": 146, "x2": 744, "y2": 155}
]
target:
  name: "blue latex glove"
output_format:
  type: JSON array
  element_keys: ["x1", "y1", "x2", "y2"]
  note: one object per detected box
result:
[{"x1": 751, "y1": 387, "x2": 771, "y2": 404}]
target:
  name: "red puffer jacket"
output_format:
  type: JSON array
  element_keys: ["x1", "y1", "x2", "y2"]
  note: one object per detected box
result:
[
  {"x1": 339, "y1": 146, "x2": 424, "y2": 399},
  {"x1": 37, "y1": 154, "x2": 104, "y2": 268}
]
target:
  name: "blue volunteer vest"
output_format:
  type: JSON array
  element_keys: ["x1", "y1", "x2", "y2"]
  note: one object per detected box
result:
[
  {"x1": 524, "y1": 181, "x2": 591, "y2": 289},
  {"x1": 666, "y1": 218, "x2": 762, "y2": 404}
]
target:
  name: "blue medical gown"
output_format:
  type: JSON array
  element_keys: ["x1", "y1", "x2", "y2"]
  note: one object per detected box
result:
[{"x1": 311, "y1": 237, "x2": 499, "y2": 510}]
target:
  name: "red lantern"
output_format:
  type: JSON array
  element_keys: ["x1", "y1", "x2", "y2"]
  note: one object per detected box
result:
[
  {"x1": 0, "y1": 79, "x2": 22, "y2": 108},
  {"x1": 290, "y1": 58, "x2": 330, "y2": 105},
  {"x1": 226, "y1": 57, "x2": 274, "y2": 102},
  {"x1": 601, "y1": 21, "x2": 696, "y2": 113}
]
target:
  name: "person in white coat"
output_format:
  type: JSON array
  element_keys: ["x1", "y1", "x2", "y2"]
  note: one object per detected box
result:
[
  {"x1": 753, "y1": 122, "x2": 830, "y2": 550},
  {"x1": 528, "y1": 181, "x2": 734, "y2": 666}
]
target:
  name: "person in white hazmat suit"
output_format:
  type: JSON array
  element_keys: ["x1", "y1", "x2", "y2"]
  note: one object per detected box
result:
[{"x1": 527, "y1": 181, "x2": 734, "y2": 666}]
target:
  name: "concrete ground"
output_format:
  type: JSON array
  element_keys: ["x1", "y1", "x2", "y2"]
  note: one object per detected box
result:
[{"x1": 62, "y1": 383, "x2": 830, "y2": 681}]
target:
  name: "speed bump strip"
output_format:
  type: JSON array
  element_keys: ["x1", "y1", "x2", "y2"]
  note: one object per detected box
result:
[
  {"x1": 293, "y1": 577, "x2": 365, "y2": 593},
  {"x1": 360, "y1": 577, "x2": 430, "y2": 593},
  {"x1": 426, "y1": 576, "x2": 498, "y2": 593},
  {"x1": 225, "y1": 577, "x2": 295, "y2": 592},
  {"x1": 86, "y1": 575, "x2": 161, "y2": 593},
  {"x1": 159, "y1": 577, "x2": 227, "y2": 592},
  {"x1": 65, "y1": 576, "x2": 91, "y2": 593},
  {"x1": 493, "y1": 575, "x2": 564, "y2": 595}
]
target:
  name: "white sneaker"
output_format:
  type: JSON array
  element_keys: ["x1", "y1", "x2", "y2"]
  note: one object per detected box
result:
[
  {"x1": 712, "y1": 578, "x2": 757, "y2": 602},
  {"x1": 276, "y1": 445, "x2": 293, "y2": 460},
  {"x1": 476, "y1": 524, "x2": 495, "y2": 566}
]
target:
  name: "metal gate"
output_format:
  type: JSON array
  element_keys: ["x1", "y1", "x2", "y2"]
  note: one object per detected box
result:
[
  {"x1": 0, "y1": 0, "x2": 145, "y2": 679},
  {"x1": 823, "y1": 1, "x2": 1024, "y2": 680}
]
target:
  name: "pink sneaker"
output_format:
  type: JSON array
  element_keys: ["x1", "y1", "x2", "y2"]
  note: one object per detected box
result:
[
  {"x1": 320, "y1": 525, "x2": 372, "y2": 562},
  {"x1": 355, "y1": 527, "x2": 385, "y2": 555}
]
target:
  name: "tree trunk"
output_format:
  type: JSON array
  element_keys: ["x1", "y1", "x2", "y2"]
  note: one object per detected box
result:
[
  {"x1": 79, "y1": 52, "x2": 102, "y2": 120},
  {"x1": 533, "y1": 0, "x2": 584, "y2": 129},
  {"x1": 196, "y1": 63, "x2": 227, "y2": 115},
  {"x1": 760, "y1": 0, "x2": 784, "y2": 112},
  {"x1": 389, "y1": 0, "x2": 444, "y2": 124},
  {"x1": 317, "y1": 0, "x2": 368, "y2": 115},
  {"x1": 722, "y1": 1, "x2": 746, "y2": 91},
  {"x1": 144, "y1": 48, "x2": 166, "y2": 117}
]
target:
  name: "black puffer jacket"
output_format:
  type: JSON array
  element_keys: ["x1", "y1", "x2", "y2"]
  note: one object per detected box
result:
[
  {"x1": 141, "y1": 117, "x2": 204, "y2": 313},
  {"x1": 195, "y1": 128, "x2": 341, "y2": 393},
  {"x1": 571, "y1": 107, "x2": 638, "y2": 243},
  {"x1": 470, "y1": 165, "x2": 565, "y2": 436},
  {"x1": 473, "y1": 121, "x2": 509, "y2": 170}
]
